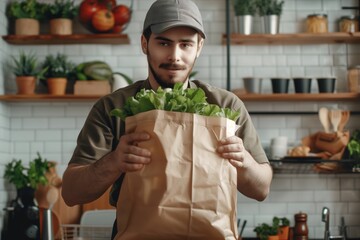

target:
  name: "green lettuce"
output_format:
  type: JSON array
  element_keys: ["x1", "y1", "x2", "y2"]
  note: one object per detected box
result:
[{"x1": 110, "y1": 83, "x2": 240, "y2": 121}]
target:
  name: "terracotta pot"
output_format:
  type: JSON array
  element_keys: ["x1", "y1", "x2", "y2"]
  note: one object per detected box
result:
[
  {"x1": 50, "y1": 18, "x2": 73, "y2": 35},
  {"x1": 15, "y1": 18, "x2": 40, "y2": 35},
  {"x1": 16, "y1": 76, "x2": 36, "y2": 94},
  {"x1": 268, "y1": 235, "x2": 280, "y2": 240},
  {"x1": 278, "y1": 226, "x2": 290, "y2": 240},
  {"x1": 47, "y1": 78, "x2": 67, "y2": 95}
]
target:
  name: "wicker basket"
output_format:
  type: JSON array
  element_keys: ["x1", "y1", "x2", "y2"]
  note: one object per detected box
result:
[{"x1": 61, "y1": 224, "x2": 112, "y2": 240}]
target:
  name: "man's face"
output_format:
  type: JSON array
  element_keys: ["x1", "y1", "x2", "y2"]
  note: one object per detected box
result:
[{"x1": 141, "y1": 26, "x2": 204, "y2": 89}]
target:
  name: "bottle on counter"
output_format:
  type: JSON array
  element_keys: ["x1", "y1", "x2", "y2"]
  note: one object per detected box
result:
[{"x1": 294, "y1": 212, "x2": 309, "y2": 240}]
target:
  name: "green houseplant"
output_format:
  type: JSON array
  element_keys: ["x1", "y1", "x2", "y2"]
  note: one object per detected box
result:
[
  {"x1": 256, "y1": 0, "x2": 284, "y2": 34},
  {"x1": 6, "y1": 0, "x2": 47, "y2": 35},
  {"x1": 233, "y1": 0, "x2": 257, "y2": 16},
  {"x1": 254, "y1": 222, "x2": 279, "y2": 240},
  {"x1": 4, "y1": 153, "x2": 54, "y2": 190},
  {"x1": 273, "y1": 217, "x2": 290, "y2": 240},
  {"x1": 45, "y1": 0, "x2": 78, "y2": 35},
  {"x1": 232, "y1": 0, "x2": 256, "y2": 34},
  {"x1": 41, "y1": 53, "x2": 75, "y2": 95},
  {"x1": 347, "y1": 129, "x2": 360, "y2": 172},
  {"x1": 256, "y1": 0, "x2": 284, "y2": 16},
  {"x1": 10, "y1": 51, "x2": 47, "y2": 94}
]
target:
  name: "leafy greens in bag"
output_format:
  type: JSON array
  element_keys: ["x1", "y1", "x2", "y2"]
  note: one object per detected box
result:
[{"x1": 110, "y1": 83, "x2": 240, "y2": 121}]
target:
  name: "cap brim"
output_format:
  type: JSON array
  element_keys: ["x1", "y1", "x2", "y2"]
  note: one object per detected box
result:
[{"x1": 151, "y1": 21, "x2": 206, "y2": 39}]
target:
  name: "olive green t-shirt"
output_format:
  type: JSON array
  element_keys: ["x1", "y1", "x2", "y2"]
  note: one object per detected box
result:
[{"x1": 69, "y1": 79, "x2": 269, "y2": 206}]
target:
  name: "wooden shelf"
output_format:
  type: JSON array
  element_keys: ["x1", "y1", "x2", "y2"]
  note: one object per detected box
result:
[
  {"x1": 223, "y1": 32, "x2": 360, "y2": 45},
  {"x1": 1, "y1": 92, "x2": 359, "y2": 102},
  {"x1": 232, "y1": 91, "x2": 360, "y2": 101},
  {"x1": 0, "y1": 94, "x2": 102, "y2": 102},
  {"x1": 2, "y1": 34, "x2": 130, "y2": 45},
  {"x1": 270, "y1": 159, "x2": 359, "y2": 174}
]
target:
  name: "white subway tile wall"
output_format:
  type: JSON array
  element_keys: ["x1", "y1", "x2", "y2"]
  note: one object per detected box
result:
[{"x1": 0, "y1": 0, "x2": 360, "y2": 238}]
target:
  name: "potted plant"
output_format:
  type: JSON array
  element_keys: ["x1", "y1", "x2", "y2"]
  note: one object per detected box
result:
[
  {"x1": 41, "y1": 53, "x2": 75, "y2": 95},
  {"x1": 256, "y1": 0, "x2": 284, "y2": 34},
  {"x1": 232, "y1": 0, "x2": 257, "y2": 34},
  {"x1": 347, "y1": 129, "x2": 360, "y2": 172},
  {"x1": 4, "y1": 153, "x2": 54, "y2": 190},
  {"x1": 6, "y1": 0, "x2": 47, "y2": 35},
  {"x1": 273, "y1": 217, "x2": 290, "y2": 240},
  {"x1": 45, "y1": 0, "x2": 78, "y2": 35},
  {"x1": 10, "y1": 51, "x2": 47, "y2": 95},
  {"x1": 254, "y1": 222, "x2": 279, "y2": 240}
]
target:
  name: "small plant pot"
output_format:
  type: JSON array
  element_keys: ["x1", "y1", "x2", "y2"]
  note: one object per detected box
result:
[
  {"x1": 268, "y1": 235, "x2": 280, "y2": 240},
  {"x1": 271, "y1": 78, "x2": 289, "y2": 93},
  {"x1": 278, "y1": 226, "x2": 290, "y2": 240},
  {"x1": 263, "y1": 15, "x2": 280, "y2": 34},
  {"x1": 47, "y1": 78, "x2": 67, "y2": 95},
  {"x1": 317, "y1": 78, "x2": 336, "y2": 93},
  {"x1": 243, "y1": 77, "x2": 262, "y2": 93},
  {"x1": 50, "y1": 18, "x2": 73, "y2": 35},
  {"x1": 16, "y1": 76, "x2": 36, "y2": 94},
  {"x1": 293, "y1": 78, "x2": 312, "y2": 93},
  {"x1": 15, "y1": 18, "x2": 40, "y2": 35},
  {"x1": 234, "y1": 15, "x2": 253, "y2": 35}
]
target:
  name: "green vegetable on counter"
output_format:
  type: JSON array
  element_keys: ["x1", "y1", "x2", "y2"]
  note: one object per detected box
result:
[
  {"x1": 348, "y1": 129, "x2": 360, "y2": 159},
  {"x1": 74, "y1": 60, "x2": 113, "y2": 81},
  {"x1": 110, "y1": 83, "x2": 240, "y2": 121}
]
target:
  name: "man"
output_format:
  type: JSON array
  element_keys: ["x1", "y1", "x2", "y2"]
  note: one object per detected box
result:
[{"x1": 62, "y1": 0, "x2": 272, "y2": 238}]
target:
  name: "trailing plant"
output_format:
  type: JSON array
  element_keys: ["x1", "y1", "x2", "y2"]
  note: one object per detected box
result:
[
  {"x1": 256, "y1": 0, "x2": 284, "y2": 16},
  {"x1": 41, "y1": 53, "x2": 75, "y2": 79},
  {"x1": 4, "y1": 153, "x2": 54, "y2": 189},
  {"x1": 6, "y1": 0, "x2": 47, "y2": 20},
  {"x1": 45, "y1": 0, "x2": 78, "y2": 19},
  {"x1": 233, "y1": 0, "x2": 257, "y2": 16},
  {"x1": 10, "y1": 51, "x2": 47, "y2": 78}
]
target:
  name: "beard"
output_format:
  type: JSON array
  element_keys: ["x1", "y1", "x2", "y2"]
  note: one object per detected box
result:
[{"x1": 147, "y1": 53, "x2": 196, "y2": 89}]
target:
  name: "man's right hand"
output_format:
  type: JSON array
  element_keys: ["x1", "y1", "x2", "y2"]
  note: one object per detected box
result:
[{"x1": 114, "y1": 131, "x2": 152, "y2": 172}]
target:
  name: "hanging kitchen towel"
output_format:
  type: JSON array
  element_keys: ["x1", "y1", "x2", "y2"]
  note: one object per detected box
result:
[{"x1": 115, "y1": 110, "x2": 238, "y2": 240}]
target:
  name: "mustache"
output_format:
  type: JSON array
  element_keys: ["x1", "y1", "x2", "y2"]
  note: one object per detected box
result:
[{"x1": 159, "y1": 63, "x2": 186, "y2": 70}]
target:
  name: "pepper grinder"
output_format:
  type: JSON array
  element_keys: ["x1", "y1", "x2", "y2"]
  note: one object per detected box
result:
[{"x1": 294, "y1": 212, "x2": 309, "y2": 240}]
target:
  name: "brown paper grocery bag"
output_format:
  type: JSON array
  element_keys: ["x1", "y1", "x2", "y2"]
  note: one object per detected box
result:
[{"x1": 115, "y1": 110, "x2": 238, "y2": 240}]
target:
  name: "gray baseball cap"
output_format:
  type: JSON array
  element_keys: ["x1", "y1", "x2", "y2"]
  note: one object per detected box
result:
[{"x1": 143, "y1": 0, "x2": 206, "y2": 39}]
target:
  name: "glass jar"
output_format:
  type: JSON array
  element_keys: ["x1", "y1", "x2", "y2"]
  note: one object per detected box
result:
[
  {"x1": 339, "y1": 15, "x2": 359, "y2": 32},
  {"x1": 347, "y1": 65, "x2": 360, "y2": 92},
  {"x1": 306, "y1": 14, "x2": 328, "y2": 33}
]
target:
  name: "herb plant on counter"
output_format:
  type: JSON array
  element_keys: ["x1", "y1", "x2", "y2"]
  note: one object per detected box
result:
[
  {"x1": 110, "y1": 83, "x2": 240, "y2": 121},
  {"x1": 4, "y1": 153, "x2": 54, "y2": 190},
  {"x1": 347, "y1": 129, "x2": 360, "y2": 172}
]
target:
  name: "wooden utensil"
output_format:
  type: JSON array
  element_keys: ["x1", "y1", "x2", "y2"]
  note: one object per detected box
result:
[
  {"x1": 330, "y1": 109, "x2": 342, "y2": 133},
  {"x1": 319, "y1": 107, "x2": 330, "y2": 133},
  {"x1": 338, "y1": 111, "x2": 350, "y2": 132}
]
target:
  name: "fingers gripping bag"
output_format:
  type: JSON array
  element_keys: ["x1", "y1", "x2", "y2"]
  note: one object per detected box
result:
[{"x1": 110, "y1": 84, "x2": 240, "y2": 239}]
